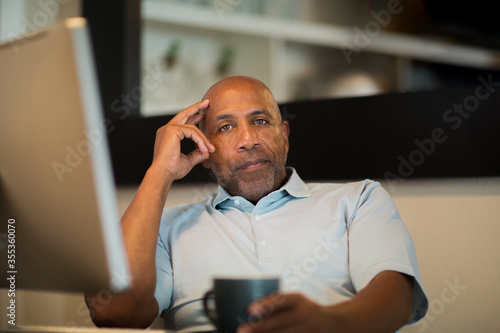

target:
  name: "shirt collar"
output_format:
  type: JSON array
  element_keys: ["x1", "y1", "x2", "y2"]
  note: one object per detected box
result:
[{"x1": 212, "y1": 167, "x2": 311, "y2": 210}]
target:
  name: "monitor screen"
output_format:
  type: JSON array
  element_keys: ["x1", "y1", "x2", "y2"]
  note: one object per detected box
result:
[{"x1": 0, "y1": 18, "x2": 130, "y2": 293}]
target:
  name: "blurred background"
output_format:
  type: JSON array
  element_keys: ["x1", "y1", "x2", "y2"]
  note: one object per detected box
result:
[
  {"x1": 138, "y1": 0, "x2": 500, "y2": 115},
  {"x1": 3, "y1": 0, "x2": 499, "y2": 117}
]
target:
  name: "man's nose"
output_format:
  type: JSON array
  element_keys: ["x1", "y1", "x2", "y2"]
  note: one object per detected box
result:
[{"x1": 237, "y1": 123, "x2": 259, "y2": 151}]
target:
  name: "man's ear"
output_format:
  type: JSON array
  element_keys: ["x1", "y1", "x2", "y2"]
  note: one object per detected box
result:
[
  {"x1": 281, "y1": 120, "x2": 290, "y2": 152},
  {"x1": 202, "y1": 158, "x2": 211, "y2": 169}
]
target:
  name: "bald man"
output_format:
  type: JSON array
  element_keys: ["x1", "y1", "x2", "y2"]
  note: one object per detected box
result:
[{"x1": 86, "y1": 76, "x2": 428, "y2": 332}]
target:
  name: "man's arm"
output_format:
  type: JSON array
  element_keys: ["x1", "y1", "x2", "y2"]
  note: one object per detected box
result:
[
  {"x1": 85, "y1": 100, "x2": 214, "y2": 328},
  {"x1": 237, "y1": 270, "x2": 414, "y2": 333}
]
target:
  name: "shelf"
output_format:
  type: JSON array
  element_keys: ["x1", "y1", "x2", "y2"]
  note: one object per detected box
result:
[{"x1": 143, "y1": 0, "x2": 500, "y2": 70}]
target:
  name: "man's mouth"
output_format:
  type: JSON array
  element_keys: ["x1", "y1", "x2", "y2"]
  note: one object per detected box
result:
[{"x1": 239, "y1": 159, "x2": 268, "y2": 171}]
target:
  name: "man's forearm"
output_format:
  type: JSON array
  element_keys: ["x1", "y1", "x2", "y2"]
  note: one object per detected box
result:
[
  {"x1": 87, "y1": 164, "x2": 175, "y2": 328},
  {"x1": 331, "y1": 270, "x2": 414, "y2": 333},
  {"x1": 122, "y1": 164, "x2": 174, "y2": 293}
]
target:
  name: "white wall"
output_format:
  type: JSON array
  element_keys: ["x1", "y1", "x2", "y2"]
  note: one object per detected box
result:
[
  {"x1": 3, "y1": 177, "x2": 499, "y2": 332},
  {"x1": 391, "y1": 178, "x2": 500, "y2": 333}
]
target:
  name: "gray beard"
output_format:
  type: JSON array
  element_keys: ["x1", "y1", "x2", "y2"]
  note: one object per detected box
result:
[{"x1": 211, "y1": 159, "x2": 287, "y2": 203}]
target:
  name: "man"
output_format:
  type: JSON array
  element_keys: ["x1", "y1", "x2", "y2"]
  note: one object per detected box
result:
[{"x1": 86, "y1": 76, "x2": 428, "y2": 332}]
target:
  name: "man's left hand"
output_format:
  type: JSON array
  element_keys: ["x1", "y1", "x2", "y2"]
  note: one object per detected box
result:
[
  {"x1": 236, "y1": 271, "x2": 414, "y2": 333},
  {"x1": 237, "y1": 293, "x2": 339, "y2": 333}
]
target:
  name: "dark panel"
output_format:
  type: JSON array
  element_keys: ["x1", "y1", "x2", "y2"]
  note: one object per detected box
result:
[
  {"x1": 110, "y1": 115, "x2": 217, "y2": 184},
  {"x1": 425, "y1": 0, "x2": 500, "y2": 48},
  {"x1": 110, "y1": 88, "x2": 500, "y2": 185},
  {"x1": 284, "y1": 88, "x2": 500, "y2": 181},
  {"x1": 82, "y1": 0, "x2": 141, "y2": 140}
]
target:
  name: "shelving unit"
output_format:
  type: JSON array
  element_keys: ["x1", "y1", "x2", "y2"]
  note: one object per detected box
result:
[{"x1": 140, "y1": 0, "x2": 500, "y2": 116}]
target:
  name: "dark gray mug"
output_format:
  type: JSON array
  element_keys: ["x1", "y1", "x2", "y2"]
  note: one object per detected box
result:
[{"x1": 203, "y1": 277, "x2": 280, "y2": 333}]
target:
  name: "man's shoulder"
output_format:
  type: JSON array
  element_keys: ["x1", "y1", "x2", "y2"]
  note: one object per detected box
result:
[
  {"x1": 306, "y1": 179, "x2": 379, "y2": 196},
  {"x1": 160, "y1": 194, "x2": 215, "y2": 226},
  {"x1": 303, "y1": 179, "x2": 393, "y2": 207}
]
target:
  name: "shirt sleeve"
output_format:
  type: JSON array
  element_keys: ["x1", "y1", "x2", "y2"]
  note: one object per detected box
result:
[
  {"x1": 154, "y1": 228, "x2": 174, "y2": 316},
  {"x1": 347, "y1": 181, "x2": 428, "y2": 324}
]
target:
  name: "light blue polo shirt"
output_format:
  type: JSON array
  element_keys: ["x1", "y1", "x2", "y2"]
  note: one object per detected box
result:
[{"x1": 154, "y1": 168, "x2": 428, "y2": 331}]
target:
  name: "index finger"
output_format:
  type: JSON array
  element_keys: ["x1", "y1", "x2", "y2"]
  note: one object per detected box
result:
[
  {"x1": 248, "y1": 293, "x2": 298, "y2": 318},
  {"x1": 171, "y1": 99, "x2": 209, "y2": 125}
]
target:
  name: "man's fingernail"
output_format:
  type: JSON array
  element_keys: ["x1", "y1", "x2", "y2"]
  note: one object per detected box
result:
[{"x1": 248, "y1": 302, "x2": 263, "y2": 316}]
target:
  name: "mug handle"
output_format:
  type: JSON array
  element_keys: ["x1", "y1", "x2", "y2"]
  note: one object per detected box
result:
[{"x1": 203, "y1": 289, "x2": 218, "y2": 328}]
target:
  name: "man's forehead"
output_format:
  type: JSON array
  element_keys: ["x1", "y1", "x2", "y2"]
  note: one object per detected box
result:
[
  {"x1": 211, "y1": 109, "x2": 272, "y2": 121},
  {"x1": 206, "y1": 82, "x2": 268, "y2": 101},
  {"x1": 205, "y1": 87, "x2": 275, "y2": 111},
  {"x1": 200, "y1": 76, "x2": 281, "y2": 126},
  {"x1": 209, "y1": 92, "x2": 268, "y2": 110}
]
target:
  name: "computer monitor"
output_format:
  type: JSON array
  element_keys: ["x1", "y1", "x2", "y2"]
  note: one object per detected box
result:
[{"x1": 0, "y1": 18, "x2": 130, "y2": 293}]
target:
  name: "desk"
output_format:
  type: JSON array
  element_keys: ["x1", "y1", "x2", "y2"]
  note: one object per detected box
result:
[
  {"x1": 7, "y1": 327, "x2": 174, "y2": 333},
  {"x1": 7, "y1": 327, "x2": 218, "y2": 333}
]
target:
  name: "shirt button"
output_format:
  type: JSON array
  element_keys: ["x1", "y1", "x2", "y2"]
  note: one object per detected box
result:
[
  {"x1": 234, "y1": 200, "x2": 240, "y2": 206},
  {"x1": 255, "y1": 215, "x2": 261, "y2": 221},
  {"x1": 260, "y1": 239, "x2": 267, "y2": 246}
]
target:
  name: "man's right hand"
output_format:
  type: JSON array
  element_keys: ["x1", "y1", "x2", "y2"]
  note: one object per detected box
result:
[{"x1": 151, "y1": 99, "x2": 215, "y2": 181}]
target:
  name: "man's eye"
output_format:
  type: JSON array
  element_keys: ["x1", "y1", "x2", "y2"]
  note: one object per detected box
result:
[
  {"x1": 219, "y1": 124, "x2": 233, "y2": 132},
  {"x1": 254, "y1": 119, "x2": 268, "y2": 125}
]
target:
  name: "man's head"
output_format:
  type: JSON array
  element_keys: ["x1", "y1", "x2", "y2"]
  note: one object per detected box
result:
[{"x1": 200, "y1": 76, "x2": 290, "y2": 203}]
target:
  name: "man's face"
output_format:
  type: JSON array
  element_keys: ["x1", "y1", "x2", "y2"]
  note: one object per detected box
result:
[{"x1": 202, "y1": 83, "x2": 289, "y2": 202}]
